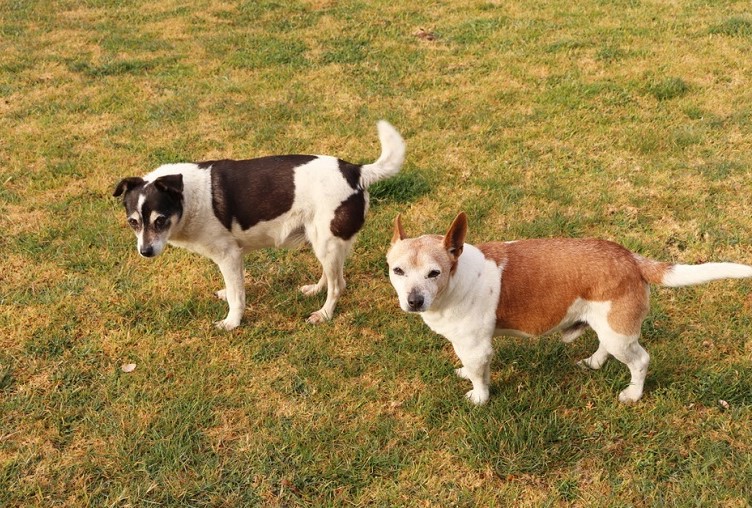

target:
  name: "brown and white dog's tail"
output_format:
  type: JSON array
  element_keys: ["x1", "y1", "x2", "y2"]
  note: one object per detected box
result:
[
  {"x1": 359, "y1": 120, "x2": 406, "y2": 188},
  {"x1": 636, "y1": 255, "x2": 752, "y2": 287}
]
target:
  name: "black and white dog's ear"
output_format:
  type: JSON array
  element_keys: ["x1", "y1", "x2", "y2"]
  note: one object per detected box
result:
[
  {"x1": 113, "y1": 177, "x2": 145, "y2": 198},
  {"x1": 153, "y1": 174, "x2": 184, "y2": 197}
]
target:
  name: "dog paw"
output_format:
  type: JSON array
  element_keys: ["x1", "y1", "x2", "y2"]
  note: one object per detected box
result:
[
  {"x1": 576, "y1": 357, "x2": 604, "y2": 371},
  {"x1": 305, "y1": 310, "x2": 330, "y2": 324},
  {"x1": 300, "y1": 284, "x2": 323, "y2": 297},
  {"x1": 465, "y1": 389, "x2": 489, "y2": 405},
  {"x1": 576, "y1": 358, "x2": 593, "y2": 370},
  {"x1": 618, "y1": 386, "x2": 643, "y2": 404},
  {"x1": 214, "y1": 318, "x2": 239, "y2": 331},
  {"x1": 455, "y1": 367, "x2": 471, "y2": 380},
  {"x1": 215, "y1": 289, "x2": 227, "y2": 301}
]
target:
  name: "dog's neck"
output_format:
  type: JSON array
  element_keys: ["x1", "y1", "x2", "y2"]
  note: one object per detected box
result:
[
  {"x1": 428, "y1": 244, "x2": 495, "y2": 314},
  {"x1": 167, "y1": 167, "x2": 212, "y2": 242}
]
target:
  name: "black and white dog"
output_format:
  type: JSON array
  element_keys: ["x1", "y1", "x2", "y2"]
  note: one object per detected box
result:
[{"x1": 114, "y1": 121, "x2": 405, "y2": 330}]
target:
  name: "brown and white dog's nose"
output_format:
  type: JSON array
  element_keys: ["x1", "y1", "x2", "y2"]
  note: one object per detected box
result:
[
  {"x1": 139, "y1": 246, "x2": 155, "y2": 257},
  {"x1": 407, "y1": 290, "x2": 424, "y2": 311}
]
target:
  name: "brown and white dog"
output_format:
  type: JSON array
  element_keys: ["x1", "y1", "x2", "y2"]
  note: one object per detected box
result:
[{"x1": 387, "y1": 212, "x2": 752, "y2": 404}]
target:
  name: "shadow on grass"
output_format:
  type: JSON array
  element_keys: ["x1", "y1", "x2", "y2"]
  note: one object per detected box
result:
[{"x1": 369, "y1": 171, "x2": 431, "y2": 204}]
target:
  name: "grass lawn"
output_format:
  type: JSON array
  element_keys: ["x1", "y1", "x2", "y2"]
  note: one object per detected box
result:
[{"x1": 2, "y1": 0, "x2": 752, "y2": 505}]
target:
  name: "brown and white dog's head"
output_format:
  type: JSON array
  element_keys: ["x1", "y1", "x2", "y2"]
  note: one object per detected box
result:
[
  {"x1": 113, "y1": 174, "x2": 184, "y2": 258},
  {"x1": 386, "y1": 212, "x2": 467, "y2": 312}
]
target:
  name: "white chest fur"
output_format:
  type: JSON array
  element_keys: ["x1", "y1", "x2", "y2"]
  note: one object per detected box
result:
[{"x1": 420, "y1": 245, "x2": 502, "y2": 345}]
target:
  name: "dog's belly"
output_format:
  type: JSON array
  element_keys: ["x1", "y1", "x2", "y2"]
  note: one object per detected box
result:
[
  {"x1": 494, "y1": 328, "x2": 535, "y2": 338},
  {"x1": 494, "y1": 297, "x2": 594, "y2": 338},
  {"x1": 231, "y1": 214, "x2": 307, "y2": 250},
  {"x1": 494, "y1": 320, "x2": 576, "y2": 339}
]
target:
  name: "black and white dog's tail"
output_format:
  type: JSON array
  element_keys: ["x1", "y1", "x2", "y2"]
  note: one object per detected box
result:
[{"x1": 360, "y1": 120, "x2": 406, "y2": 189}]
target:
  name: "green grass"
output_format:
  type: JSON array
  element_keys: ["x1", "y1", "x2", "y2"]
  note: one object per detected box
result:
[{"x1": 2, "y1": 0, "x2": 752, "y2": 505}]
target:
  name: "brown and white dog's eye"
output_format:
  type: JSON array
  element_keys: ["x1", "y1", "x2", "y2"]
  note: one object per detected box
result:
[
  {"x1": 154, "y1": 216, "x2": 169, "y2": 230},
  {"x1": 393, "y1": 267, "x2": 405, "y2": 276},
  {"x1": 127, "y1": 218, "x2": 139, "y2": 229},
  {"x1": 427, "y1": 269, "x2": 441, "y2": 278}
]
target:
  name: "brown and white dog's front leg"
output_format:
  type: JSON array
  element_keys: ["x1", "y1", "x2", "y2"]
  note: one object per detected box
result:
[
  {"x1": 451, "y1": 336, "x2": 494, "y2": 405},
  {"x1": 213, "y1": 249, "x2": 246, "y2": 331}
]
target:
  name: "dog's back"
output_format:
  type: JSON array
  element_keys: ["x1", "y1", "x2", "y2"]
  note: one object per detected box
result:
[{"x1": 479, "y1": 238, "x2": 650, "y2": 336}]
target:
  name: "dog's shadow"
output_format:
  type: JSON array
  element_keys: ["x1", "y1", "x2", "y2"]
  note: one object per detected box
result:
[
  {"x1": 487, "y1": 316, "x2": 752, "y2": 407},
  {"x1": 447, "y1": 324, "x2": 752, "y2": 478}
]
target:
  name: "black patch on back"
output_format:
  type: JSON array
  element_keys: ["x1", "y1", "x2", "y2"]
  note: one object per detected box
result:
[
  {"x1": 200, "y1": 155, "x2": 316, "y2": 231},
  {"x1": 337, "y1": 159, "x2": 362, "y2": 190},
  {"x1": 330, "y1": 191, "x2": 366, "y2": 240}
]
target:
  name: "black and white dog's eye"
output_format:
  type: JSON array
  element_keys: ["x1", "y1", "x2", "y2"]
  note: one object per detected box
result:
[
  {"x1": 393, "y1": 267, "x2": 405, "y2": 276},
  {"x1": 154, "y1": 216, "x2": 168, "y2": 229},
  {"x1": 427, "y1": 269, "x2": 441, "y2": 278},
  {"x1": 127, "y1": 218, "x2": 139, "y2": 229}
]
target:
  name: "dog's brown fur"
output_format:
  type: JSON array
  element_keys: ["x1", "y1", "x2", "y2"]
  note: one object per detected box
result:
[{"x1": 477, "y1": 239, "x2": 672, "y2": 336}]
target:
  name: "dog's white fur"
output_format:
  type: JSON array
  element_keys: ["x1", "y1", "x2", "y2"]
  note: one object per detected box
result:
[
  {"x1": 387, "y1": 212, "x2": 752, "y2": 405},
  {"x1": 121, "y1": 121, "x2": 404, "y2": 330}
]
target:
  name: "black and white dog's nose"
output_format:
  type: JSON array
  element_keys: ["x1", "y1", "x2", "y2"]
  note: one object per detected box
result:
[
  {"x1": 407, "y1": 291, "x2": 424, "y2": 311},
  {"x1": 140, "y1": 246, "x2": 155, "y2": 257}
]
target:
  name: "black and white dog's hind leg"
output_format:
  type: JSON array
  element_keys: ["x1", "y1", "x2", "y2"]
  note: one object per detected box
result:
[
  {"x1": 299, "y1": 120, "x2": 405, "y2": 324},
  {"x1": 304, "y1": 228, "x2": 353, "y2": 324}
]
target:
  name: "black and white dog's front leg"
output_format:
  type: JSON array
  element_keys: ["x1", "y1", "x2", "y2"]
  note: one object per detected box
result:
[{"x1": 212, "y1": 248, "x2": 246, "y2": 331}]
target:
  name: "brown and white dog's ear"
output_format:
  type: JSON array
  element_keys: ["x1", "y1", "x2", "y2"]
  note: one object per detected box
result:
[
  {"x1": 113, "y1": 177, "x2": 145, "y2": 198},
  {"x1": 391, "y1": 214, "x2": 406, "y2": 245},
  {"x1": 443, "y1": 211, "x2": 467, "y2": 260}
]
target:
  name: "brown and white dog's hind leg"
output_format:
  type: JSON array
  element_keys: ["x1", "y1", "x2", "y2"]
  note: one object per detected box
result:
[
  {"x1": 610, "y1": 338, "x2": 650, "y2": 403},
  {"x1": 561, "y1": 322, "x2": 590, "y2": 343},
  {"x1": 580, "y1": 293, "x2": 651, "y2": 402},
  {"x1": 577, "y1": 342, "x2": 610, "y2": 371},
  {"x1": 588, "y1": 322, "x2": 650, "y2": 403}
]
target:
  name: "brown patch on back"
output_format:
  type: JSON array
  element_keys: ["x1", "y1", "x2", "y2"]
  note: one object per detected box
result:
[{"x1": 478, "y1": 238, "x2": 652, "y2": 336}]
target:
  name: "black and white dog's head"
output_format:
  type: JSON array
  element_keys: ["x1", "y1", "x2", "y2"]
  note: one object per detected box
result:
[{"x1": 113, "y1": 174, "x2": 184, "y2": 258}]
